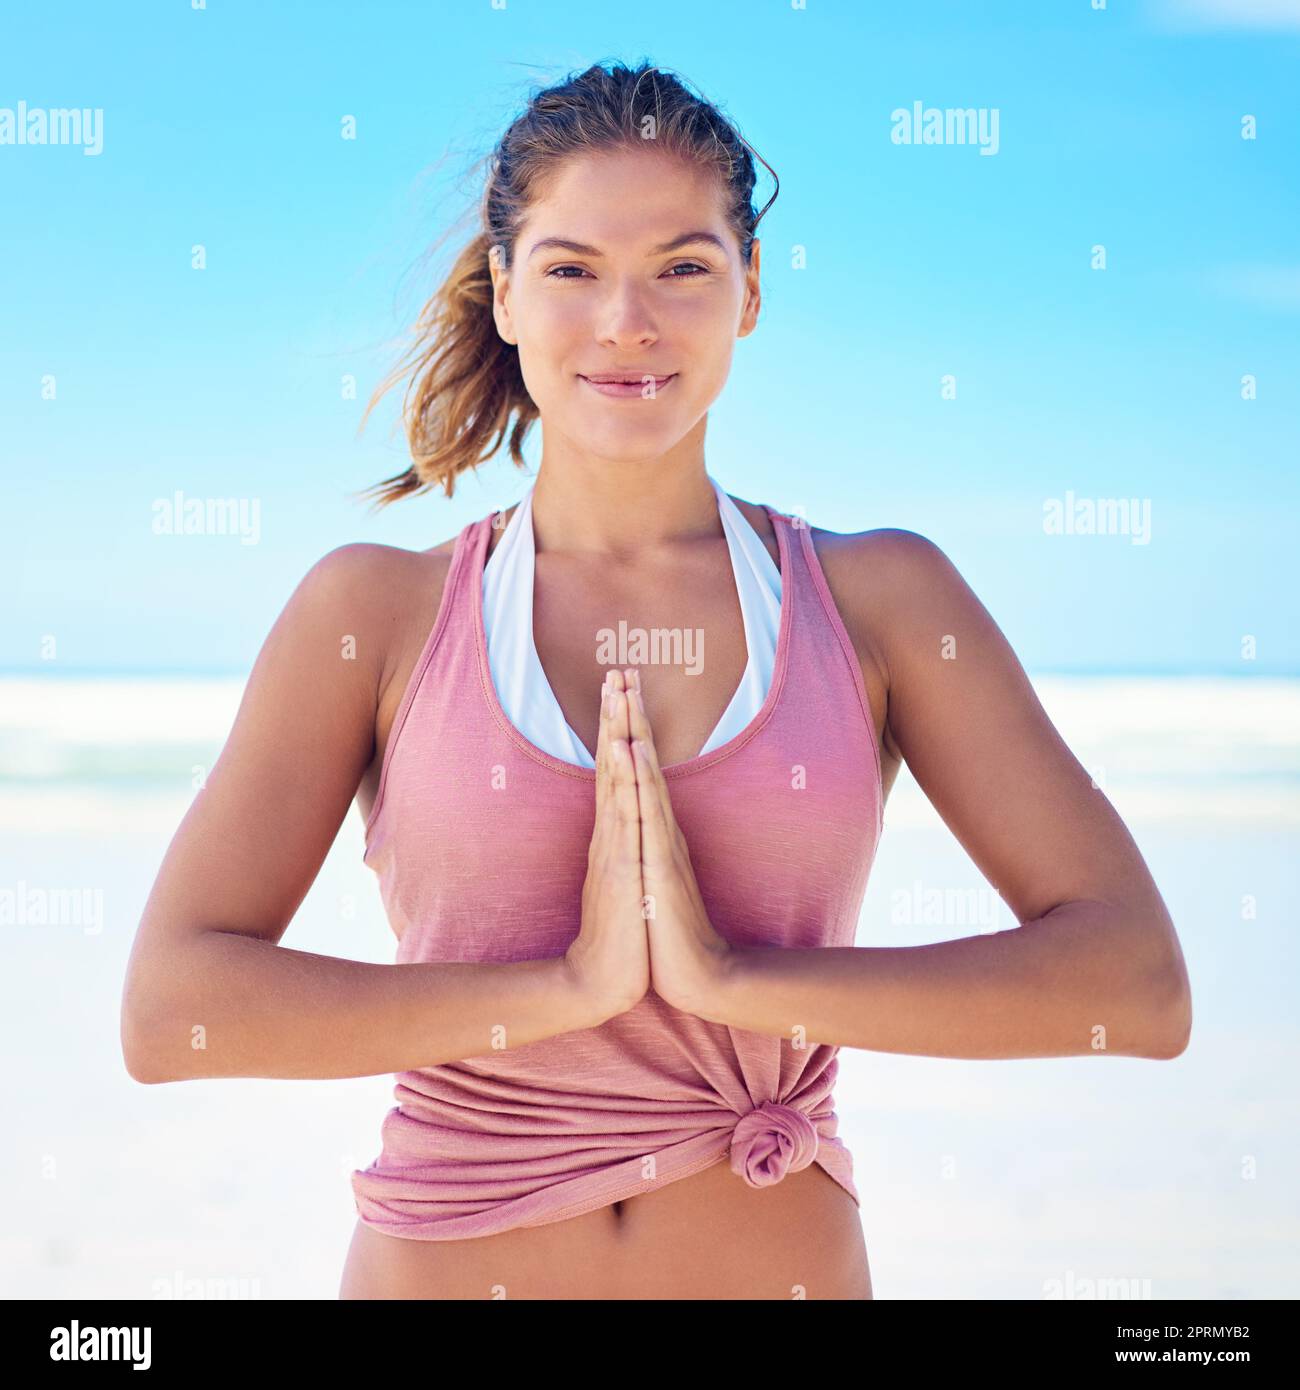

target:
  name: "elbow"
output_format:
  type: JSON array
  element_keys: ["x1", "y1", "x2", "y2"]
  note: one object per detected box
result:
[
  {"x1": 1149, "y1": 986, "x2": 1192, "y2": 1059},
  {"x1": 120, "y1": 981, "x2": 178, "y2": 1085},
  {"x1": 121, "y1": 1012, "x2": 169, "y2": 1084},
  {"x1": 1103, "y1": 901, "x2": 1192, "y2": 1059},
  {"x1": 124, "y1": 1056, "x2": 167, "y2": 1086},
  {"x1": 1138, "y1": 955, "x2": 1193, "y2": 1061},
  {"x1": 122, "y1": 932, "x2": 227, "y2": 1083}
]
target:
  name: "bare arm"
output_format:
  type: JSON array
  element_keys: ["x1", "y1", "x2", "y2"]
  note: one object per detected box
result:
[
  {"x1": 119, "y1": 544, "x2": 608, "y2": 1085},
  {"x1": 703, "y1": 529, "x2": 1193, "y2": 1060}
]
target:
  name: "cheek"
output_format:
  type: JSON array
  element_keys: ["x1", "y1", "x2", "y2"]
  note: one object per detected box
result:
[
  {"x1": 514, "y1": 306, "x2": 581, "y2": 386},
  {"x1": 522, "y1": 291, "x2": 586, "y2": 346},
  {"x1": 673, "y1": 295, "x2": 740, "y2": 365}
]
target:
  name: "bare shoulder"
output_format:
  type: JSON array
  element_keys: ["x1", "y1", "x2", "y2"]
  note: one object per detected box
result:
[
  {"x1": 809, "y1": 525, "x2": 966, "y2": 655},
  {"x1": 802, "y1": 524, "x2": 963, "y2": 763},
  {"x1": 731, "y1": 493, "x2": 952, "y2": 601},
  {"x1": 809, "y1": 524, "x2": 952, "y2": 585},
  {"x1": 306, "y1": 535, "x2": 456, "y2": 576},
  {"x1": 296, "y1": 539, "x2": 455, "y2": 623},
  {"x1": 296, "y1": 537, "x2": 459, "y2": 696}
]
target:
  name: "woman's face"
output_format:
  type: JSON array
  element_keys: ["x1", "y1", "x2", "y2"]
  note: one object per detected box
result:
[{"x1": 490, "y1": 146, "x2": 761, "y2": 462}]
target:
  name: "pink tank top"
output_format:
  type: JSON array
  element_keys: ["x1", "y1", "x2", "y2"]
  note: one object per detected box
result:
[{"x1": 351, "y1": 501, "x2": 885, "y2": 1241}]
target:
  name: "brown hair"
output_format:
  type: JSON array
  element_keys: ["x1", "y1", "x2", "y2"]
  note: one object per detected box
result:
[{"x1": 356, "y1": 59, "x2": 778, "y2": 507}]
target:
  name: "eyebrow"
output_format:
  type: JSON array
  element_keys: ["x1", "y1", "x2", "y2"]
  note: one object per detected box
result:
[{"x1": 525, "y1": 231, "x2": 730, "y2": 262}]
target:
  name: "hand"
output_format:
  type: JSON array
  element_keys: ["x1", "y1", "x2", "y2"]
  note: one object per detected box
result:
[
  {"x1": 623, "y1": 670, "x2": 735, "y2": 1017},
  {"x1": 564, "y1": 669, "x2": 652, "y2": 1021}
]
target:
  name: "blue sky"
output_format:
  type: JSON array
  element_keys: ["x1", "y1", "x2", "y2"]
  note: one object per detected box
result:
[{"x1": 2, "y1": 0, "x2": 1297, "y2": 675}]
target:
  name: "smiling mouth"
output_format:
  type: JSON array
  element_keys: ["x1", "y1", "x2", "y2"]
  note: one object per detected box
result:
[{"x1": 579, "y1": 374, "x2": 677, "y2": 397}]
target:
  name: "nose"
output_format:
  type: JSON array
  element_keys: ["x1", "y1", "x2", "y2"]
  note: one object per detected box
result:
[
  {"x1": 729, "y1": 1101, "x2": 820, "y2": 1189},
  {"x1": 596, "y1": 281, "x2": 659, "y2": 347}
]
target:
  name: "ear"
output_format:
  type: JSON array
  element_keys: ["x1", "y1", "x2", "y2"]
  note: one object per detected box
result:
[
  {"x1": 738, "y1": 237, "x2": 762, "y2": 340},
  {"x1": 488, "y1": 243, "x2": 517, "y2": 346}
]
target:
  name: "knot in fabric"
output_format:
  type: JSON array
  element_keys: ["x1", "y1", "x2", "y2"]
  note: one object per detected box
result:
[{"x1": 728, "y1": 1101, "x2": 820, "y2": 1189}]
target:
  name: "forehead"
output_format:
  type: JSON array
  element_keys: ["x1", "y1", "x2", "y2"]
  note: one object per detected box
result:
[{"x1": 522, "y1": 148, "x2": 726, "y2": 241}]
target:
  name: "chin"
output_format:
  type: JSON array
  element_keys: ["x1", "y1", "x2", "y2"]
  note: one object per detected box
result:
[{"x1": 583, "y1": 433, "x2": 680, "y2": 463}]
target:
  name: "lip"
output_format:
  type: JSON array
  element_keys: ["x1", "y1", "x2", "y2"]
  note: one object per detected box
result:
[{"x1": 579, "y1": 373, "x2": 677, "y2": 399}]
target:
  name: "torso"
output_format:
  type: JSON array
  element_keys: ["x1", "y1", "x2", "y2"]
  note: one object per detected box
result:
[{"x1": 341, "y1": 493, "x2": 901, "y2": 1300}]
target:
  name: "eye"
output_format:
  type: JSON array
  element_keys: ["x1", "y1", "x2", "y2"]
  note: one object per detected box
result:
[{"x1": 543, "y1": 262, "x2": 711, "y2": 281}]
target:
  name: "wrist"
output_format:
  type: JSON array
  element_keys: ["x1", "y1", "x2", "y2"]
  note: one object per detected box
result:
[
  {"x1": 690, "y1": 942, "x2": 746, "y2": 1026},
  {"x1": 555, "y1": 954, "x2": 635, "y2": 1029}
]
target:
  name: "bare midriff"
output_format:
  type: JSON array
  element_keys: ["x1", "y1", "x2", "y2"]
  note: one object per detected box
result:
[{"x1": 339, "y1": 1152, "x2": 872, "y2": 1300}]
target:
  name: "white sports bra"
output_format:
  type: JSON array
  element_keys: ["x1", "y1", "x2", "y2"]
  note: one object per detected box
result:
[{"x1": 482, "y1": 475, "x2": 782, "y2": 767}]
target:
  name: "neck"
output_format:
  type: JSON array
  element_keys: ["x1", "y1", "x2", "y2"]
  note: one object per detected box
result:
[{"x1": 528, "y1": 450, "x2": 723, "y2": 562}]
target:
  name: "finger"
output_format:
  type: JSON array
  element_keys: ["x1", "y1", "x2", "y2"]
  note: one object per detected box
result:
[
  {"x1": 610, "y1": 667, "x2": 631, "y2": 744},
  {"x1": 601, "y1": 670, "x2": 634, "y2": 791},
  {"x1": 593, "y1": 668, "x2": 615, "y2": 813},
  {"x1": 631, "y1": 736, "x2": 674, "y2": 873},
  {"x1": 601, "y1": 671, "x2": 640, "y2": 867},
  {"x1": 606, "y1": 667, "x2": 638, "y2": 823},
  {"x1": 618, "y1": 670, "x2": 674, "y2": 844},
  {"x1": 622, "y1": 671, "x2": 676, "y2": 831},
  {"x1": 594, "y1": 668, "x2": 625, "y2": 819}
]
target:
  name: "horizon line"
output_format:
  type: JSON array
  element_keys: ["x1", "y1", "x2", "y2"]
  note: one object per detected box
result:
[{"x1": 1, "y1": 665, "x2": 1298, "y2": 680}]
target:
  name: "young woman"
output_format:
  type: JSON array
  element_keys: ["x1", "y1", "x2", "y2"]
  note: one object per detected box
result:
[{"x1": 121, "y1": 61, "x2": 1193, "y2": 1301}]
